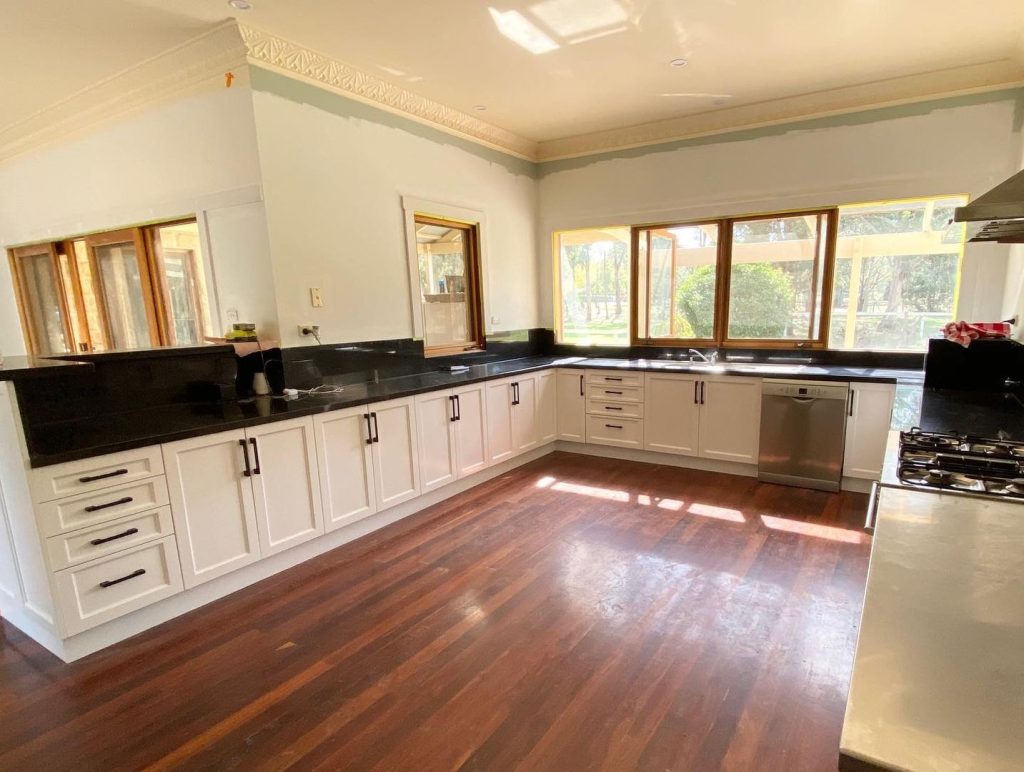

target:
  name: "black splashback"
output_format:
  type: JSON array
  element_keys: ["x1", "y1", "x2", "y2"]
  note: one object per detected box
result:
[
  {"x1": 282, "y1": 328, "x2": 554, "y2": 387},
  {"x1": 924, "y1": 338, "x2": 1024, "y2": 390}
]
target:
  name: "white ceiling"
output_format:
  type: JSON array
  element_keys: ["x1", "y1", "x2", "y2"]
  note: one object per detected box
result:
[{"x1": 2, "y1": 0, "x2": 1024, "y2": 148}]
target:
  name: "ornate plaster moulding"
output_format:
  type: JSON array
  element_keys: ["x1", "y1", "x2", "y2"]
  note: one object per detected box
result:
[
  {"x1": 238, "y1": 24, "x2": 539, "y2": 162},
  {"x1": 0, "y1": 21, "x2": 249, "y2": 164}
]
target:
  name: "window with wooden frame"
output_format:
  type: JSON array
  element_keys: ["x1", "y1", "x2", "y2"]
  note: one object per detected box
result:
[
  {"x1": 632, "y1": 208, "x2": 837, "y2": 349},
  {"x1": 412, "y1": 213, "x2": 485, "y2": 356},
  {"x1": 7, "y1": 218, "x2": 216, "y2": 355}
]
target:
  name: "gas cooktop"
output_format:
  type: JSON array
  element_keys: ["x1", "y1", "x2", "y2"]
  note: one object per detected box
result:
[{"x1": 897, "y1": 428, "x2": 1024, "y2": 499}]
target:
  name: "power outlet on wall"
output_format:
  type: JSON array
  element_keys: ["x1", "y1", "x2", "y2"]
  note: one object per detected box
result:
[
  {"x1": 310, "y1": 287, "x2": 324, "y2": 307},
  {"x1": 298, "y1": 324, "x2": 321, "y2": 341}
]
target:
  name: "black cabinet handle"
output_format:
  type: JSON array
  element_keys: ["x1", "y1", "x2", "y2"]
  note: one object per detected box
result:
[
  {"x1": 79, "y1": 468, "x2": 128, "y2": 484},
  {"x1": 604, "y1": 390, "x2": 623, "y2": 395},
  {"x1": 371, "y1": 412, "x2": 380, "y2": 443},
  {"x1": 84, "y1": 496, "x2": 134, "y2": 513},
  {"x1": 700, "y1": 381, "x2": 705, "y2": 405},
  {"x1": 604, "y1": 376, "x2": 623, "y2": 382},
  {"x1": 605, "y1": 424, "x2": 623, "y2": 429},
  {"x1": 455, "y1": 394, "x2": 461, "y2": 421},
  {"x1": 90, "y1": 527, "x2": 139, "y2": 546},
  {"x1": 449, "y1": 395, "x2": 458, "y2": 422},
  {"x1": 511, "y1": 382, "x2": 520, "y2": 406},
  {"x1": 693, "y1": 381, "x2": 699, "y2": 404},
  {"x1": 249, "y1": 437, "x2": 261, "y2": 475},
  {"x1": 364, "y1": 413, "x2": 373, "y2": 445},
  {"x1": 99, "y1": 568, "x2": 146, "y2": 589},
  {"x1": 604, "y1": 406, "x2": 623, "y2": 411},
  {"x1": 239, "y1": 439, "x2": 252, "y2": 477},
  {"x1": 848, "y1": 390, "x2": 855, "y2": 417},
  {"x1": 579, "y1": 375, "x2": 584, "y2": 396}
]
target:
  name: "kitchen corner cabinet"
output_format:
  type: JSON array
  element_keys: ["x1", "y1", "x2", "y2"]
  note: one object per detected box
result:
[
  {"x1": 698, "y1": 376, "x2": 762, "y2": 463},
  {"x1": 369, "y1": 397, "x2": 421, "y2": 510},
  {"x1": 556, "y1": 369, "x2": 586, "y2": 442},
  {"x1": 314, "y1": 406, "x2": 378, "y2": 532},
  {"x1": 512, "y1": 375, "x2": 539, "y2": 453},
  {"x1": 844, "y1": 382, "x2": 896, "y2": 479},
  {"x1": 536, "y1": 369, "x2": 557, "y2": 444},
  {"x1": 485, "y1": 378, "x2": 516, "y2": 464}
]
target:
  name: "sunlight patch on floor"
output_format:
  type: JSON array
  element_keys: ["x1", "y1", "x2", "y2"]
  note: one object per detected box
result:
[{"x1": 760, "y1": 515, "x2": 868, "y2": 544}]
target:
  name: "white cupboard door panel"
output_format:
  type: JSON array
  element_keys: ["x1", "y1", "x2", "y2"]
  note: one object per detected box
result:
[
  {"x1": 556, "y1": 370, "x2": 586, "y2": 442},
  {"x1": 844, "y1": 383, "x2": 896, "y2": 479},
  {"x1": 453, "y1": 383, "x2": 488, "y2": 478},
  {"x1": 586, "y1": 384, "x2": 644, "y2": 403},
  {"x1": 698, "y1": 377, "x2": 762, "y2": 464},
  {"x1": 512, "y1": 377, "x2": 538, "y2": 454},
  {"x1": 29, "y1": 445, "x2": 164, "y2": 505},
  {"x1": 53, "y1": 535, "x2": 183, "y2": 637},
  {"x1": 485, "y1": 379, "x2": 515, "y2": 465},
  {"x1": 247, "y1": 417, "x2": 324, "y2": 557},
  {"x1": 644, "y1": 373, "x2": 700, "y2": 456},
  {"x1": 46, "y1": 506, "x2": 174, "y2": 572},
  {"x1": 416, "y1": 391, "x2": 457, "y2": 492},
  {"x1": 314, "y1": 407, "x2": 378, "y2": 533},
  {"x1": 586, "y1": 415, "x2": 643, "y2": 448},
  {"x1": 536, "y1": 370, "x2": 557, "y2": 444},
  {"x1": 370, "y1": 398, "x2": 421, "y2": 510},
  {"x1": 36, "y1": 476, "x2": 170, "y2": 537},
  {"x1": 162, "y1": 430, "x2": 260, "y2": 588}
]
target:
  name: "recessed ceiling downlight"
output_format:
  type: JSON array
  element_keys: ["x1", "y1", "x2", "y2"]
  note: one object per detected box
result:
[
  {"x1": 228, "y1": 0, "x2": 253, "y2": 10},
  {"x1": 473, "y1": 105, "x2": 487, "y2": 111},
  {"x1": 670, "y1": 58, "x2": 688, "y2": 67}
]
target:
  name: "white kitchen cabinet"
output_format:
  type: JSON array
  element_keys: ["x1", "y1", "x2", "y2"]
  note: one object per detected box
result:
[
  {"x1": 314, "y1": 406, "x2": 378, "y2": 532},
  {"x1": 246, "y1": 417, "x2": 324, "y2": 557},
  {"x1": 698, "y1": 376, "x2": 762, "y2": 463},
  {"x1": 556, "y1": 369, "x2": 586, "y2": 442},
  {"x1": 162, "y1": 430, "x2": 261, "y2": 588},
  {"x1": 512, "y1": 375, "x2": 539, "y2": 454},
  {"x1": 369, "y1": 397, "x2": 421, "y2": 510},
  {"x1": 415, "y1": 390, "x2": 458, "y2": 492},
  {"x1": 536, "y1": 370, "x2": 557, "y2": 445},
  {"x1": 644, "y1": 372, "x2": 700, "y2": 456},
  {"x1": 844, "y1": 382, "x2": 896, "y2": 479},
  {"x1": 485, "y1": 378, "x2": 515, "y2": 465},
  {"x1": 453, "y1": 383, "x2": 489, "y2": 477}
]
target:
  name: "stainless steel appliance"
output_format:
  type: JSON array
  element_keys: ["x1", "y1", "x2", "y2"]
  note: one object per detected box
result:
[
  {"x1": 893, "y1": 429, "x2": 1024, "y2": 498},
  {"x1": 953, "y1": 168, "x2": 1024, "y2": 243},
  {"x1": 758, "y1": 379, "x2": 849, "y2": 492}
]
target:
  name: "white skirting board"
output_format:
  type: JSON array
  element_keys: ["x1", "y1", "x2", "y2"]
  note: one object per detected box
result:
[{"x1": 42, "y1": 444, "x2": 555, "y2": 663}]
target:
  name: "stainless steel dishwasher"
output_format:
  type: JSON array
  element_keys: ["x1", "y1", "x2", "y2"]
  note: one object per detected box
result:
[{"x1": 758, "y1": 379, "x2": 849, "y2": 492}]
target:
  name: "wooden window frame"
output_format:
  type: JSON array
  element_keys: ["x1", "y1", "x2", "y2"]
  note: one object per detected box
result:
[
  {"x1": 411, "y1": 213, "x2": 486, "y2": 358},
  {"x1": 85, "y1": 227, "x2": 163, "y2": 349},
  {"x1": 7, "y1": 243, "x2": 74, "y2": 356},
  {"x1": 629, "y1": 207, "x2": 838, "y2": 350}
]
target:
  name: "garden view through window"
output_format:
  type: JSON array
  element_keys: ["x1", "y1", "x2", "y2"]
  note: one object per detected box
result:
[{"x1": 554, "y1": 195, "x2": 967, "y2": 352}]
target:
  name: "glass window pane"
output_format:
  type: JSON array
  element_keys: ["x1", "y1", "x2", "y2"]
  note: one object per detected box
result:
[
  {"x1": 95, "y1": 239, "x2": 151, "y2": 350},
  {"x1": 829, "y1": 197, "x2": 967, "y2": 351},
  {"x1": 556, "y1": 227, "x2": 631, "y2": 345},
  {"x1": 416, "y1": 218, "x2": 479, "y2": 351},
  {"x1": 727, "y1": 213, "x2": 828, "y2": 340},
  {"x1": 642, "y1": 223, "x2": 718, "y2": 339},
  {"x1": 150, "y1": 222, "x2": 213, "y2": 347},
  {"x1": 18, "y1": 250, "x2": 69, "y2": 355}
]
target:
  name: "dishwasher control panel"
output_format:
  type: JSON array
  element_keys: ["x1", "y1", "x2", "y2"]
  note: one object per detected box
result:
[{"x1": 761, "y1": 379, "x2": 849, "y2": 400}]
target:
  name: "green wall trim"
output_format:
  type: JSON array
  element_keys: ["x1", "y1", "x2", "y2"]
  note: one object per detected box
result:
[
  {"x1": 249, "y1": 65, "x2": 539, "y2": 178},
  {"x1": 537, "y1": 86, "x2": 1024, "y2": 177}
]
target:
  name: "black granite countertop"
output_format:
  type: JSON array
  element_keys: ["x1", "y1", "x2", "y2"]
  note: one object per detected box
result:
[
  {"x1": 0, "y1": 355, "x2": 93, "y2": 382},
  {"x1": 24, "y1": 355, "x2": 921, "y2": 467},
  {"x1": 918, "y1": 388, "x2": 1024, "y2": 441}
]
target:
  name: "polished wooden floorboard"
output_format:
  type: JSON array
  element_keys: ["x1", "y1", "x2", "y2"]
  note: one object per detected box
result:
[{"x1": 0, "y1": 452, "x2": 870, "y2": 771}]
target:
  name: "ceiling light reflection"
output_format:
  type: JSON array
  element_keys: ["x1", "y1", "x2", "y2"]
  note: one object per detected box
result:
[
  {"x1": 529, "y1": 0, "x2": 628, "y2": 38},
  {"x1": 488, "y1": 8, "x2": 559, "y2": 54}
]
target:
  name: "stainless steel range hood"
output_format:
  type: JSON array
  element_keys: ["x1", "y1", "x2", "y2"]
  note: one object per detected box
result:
[{"x1": 953, "y1": 169, "x2": 1024, "y2": 243}]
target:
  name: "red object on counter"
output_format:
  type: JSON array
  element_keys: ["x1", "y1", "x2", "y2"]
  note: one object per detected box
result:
[{"x1": 942, "y1": 320, "x2": 1012, "y2": 347}]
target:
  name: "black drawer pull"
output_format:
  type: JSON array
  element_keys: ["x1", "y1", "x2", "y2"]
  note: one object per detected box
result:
[
  {"x1": 249, "y1": 437, "x2": 261, "y2": 475},
  {"x1": 90, "y1": 527, "x2": 140, "y2": 546},
  {"x1": 604, "y1": 390, "x2": 623, "y2": 395},
  {"x1": 604, "y1": 406, "x2": 623, "y2": 411},
  {"x1": 603, "y1": 377, "x2": 623, "y2": 381},
  {"x1": 99, "y1": 568, "x2": 146, "y2": 588},
  {"x1": 605, "y1": 424, "x2": 624, "y2": 429},
  {"x1": 78, "y1": 468, "x2": 128, "y2": 484},
  {"x1": 83, "y1": 496, "x2": 134, "y2": 513}
]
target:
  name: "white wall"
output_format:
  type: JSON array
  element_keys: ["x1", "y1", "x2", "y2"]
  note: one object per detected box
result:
[
  {"x1": 250, "y1": 77, "x2": 539, "y2": 348},
  {"x1": 0, "y1": 78, "x2": 279, "y2": 354},
  {"x1": 537, "y1": 93, "x2": 1024, "y2": 328}
]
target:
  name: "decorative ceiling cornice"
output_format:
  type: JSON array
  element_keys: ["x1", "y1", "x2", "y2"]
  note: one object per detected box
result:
[
  {"x1": 238, "y1": 24, "x2": 538, "y2": 161},
  {"x1": 0, "y1": 21, "x2": 248, "y2": 164}
]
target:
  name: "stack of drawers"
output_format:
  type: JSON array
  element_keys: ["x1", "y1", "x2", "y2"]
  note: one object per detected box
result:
[
  {"x1": 29, "y1": 447, "x2": 184, "y2": 636},
  {"x1": 584, "y1": 370, "x2": 645, "y2": 448}
]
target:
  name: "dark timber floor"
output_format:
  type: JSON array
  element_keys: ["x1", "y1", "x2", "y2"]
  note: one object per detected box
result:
[{"x1": 0, "y1": 452, "x2": 871, "y2": 771}]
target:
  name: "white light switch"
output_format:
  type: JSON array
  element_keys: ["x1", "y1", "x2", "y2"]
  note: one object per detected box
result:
[{"x1": 310, "y1": 287, "x2": 324, "y2": 307}]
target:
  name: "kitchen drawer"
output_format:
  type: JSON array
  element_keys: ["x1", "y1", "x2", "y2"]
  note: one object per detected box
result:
[
  {"x1": 30, "y1": 446, "x2": 164, "y2": 504},
  {"x1": 36, "y1": 476, "x2": 170, "y2": 537},
  {"x1": 46, "y1": 507, "x2": 174, "y2": 572},
  {"x1": 586, "y1": 415, "x2": 643, "y2": 449},
  {"x1": 53, "y1": 536, "x2": 183, "y2": 637},
  {"x1": 585, "y1": 384, "x2": 644, "y2": 403},
  {"x1": 586, "y1": 370, "x2": 643, "y2": 388},
  {"x1": 586, "y1": 399, "x2": 645, "y2": 419}
]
